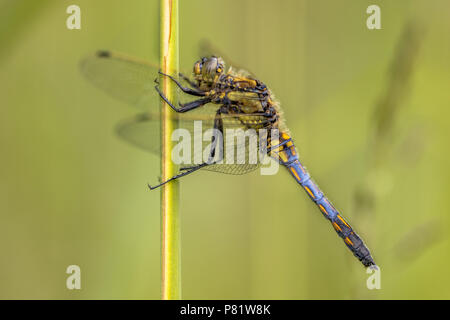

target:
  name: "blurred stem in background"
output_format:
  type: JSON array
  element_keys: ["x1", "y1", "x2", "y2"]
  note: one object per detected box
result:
[
  {"x1": 351, "y1": 22, "x2": 423, "y2": 297},
  {"x1": 356, "y1": 22, "x2": 422, "y2": 215},
  {"x1": 0, "y1": 0, "x2": 51, "y2": 61},
  {"x1": 160, "y1": 0, "x2": 180, "y2": 300}
]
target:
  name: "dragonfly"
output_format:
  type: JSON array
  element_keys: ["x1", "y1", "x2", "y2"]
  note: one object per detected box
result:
[{"x1": 80, "y1": 50, "x2": 377, "y2": 268}]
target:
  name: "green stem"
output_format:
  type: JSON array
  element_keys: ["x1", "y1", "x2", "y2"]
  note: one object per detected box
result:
[{"x1": 160, "y1": 0, "x2": 180, "y2": 300}]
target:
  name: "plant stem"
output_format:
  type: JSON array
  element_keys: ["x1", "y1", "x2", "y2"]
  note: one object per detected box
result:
[{"x1": 160, "y1": 0, "x2": 180, "y2": 300}]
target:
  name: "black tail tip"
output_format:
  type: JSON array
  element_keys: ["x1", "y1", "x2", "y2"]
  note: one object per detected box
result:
[{"x1": 366, "y1": 263, "x2": 379, "y2": 271}]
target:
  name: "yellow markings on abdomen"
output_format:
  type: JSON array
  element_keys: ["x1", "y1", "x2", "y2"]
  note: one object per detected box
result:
[
  {"x1": 281, "y1": 132, "x2": 290, "y2": 140},
  {"x1": 289, "y1": 145, "x2": 296, "y2": 156},
  {"x1": 304, "y1": 186, "x2": 315, "y2": 199},
  {"x1": 278, "y1": 151, "x2": 288, "y2": 163},
  {"x1": 344, "y1": 237, "x2": 354, "y2": 246},
  {"x1": 318, "y1": 204, "x2": 328, "y2": 216},
  {"x1": 337, "y1": 215, "x2": 351, "y2": 228},
  {"x1": 332, "y1": 222, "x2": 342, "y2": 233},
  {"x1": 290, "y1": 167, "x2": 301, "y2": 181}
]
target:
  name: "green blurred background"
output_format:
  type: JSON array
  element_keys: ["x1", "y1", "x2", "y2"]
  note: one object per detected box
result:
[{"x1": 1, "y1": 0, "x2": 449, "y2": 299}]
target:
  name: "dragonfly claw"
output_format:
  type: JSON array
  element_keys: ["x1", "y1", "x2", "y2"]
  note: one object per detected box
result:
[{"x1": 148, "y1": 181, "x2": 166, "y2": 190}]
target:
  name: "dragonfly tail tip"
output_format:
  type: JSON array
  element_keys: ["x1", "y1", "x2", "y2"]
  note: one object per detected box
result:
[{"x1": 367, "y1": 263, "x2": 379, "y2": 271}]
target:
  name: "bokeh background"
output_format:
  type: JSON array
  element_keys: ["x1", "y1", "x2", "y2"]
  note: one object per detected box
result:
[{"x1": 1, "y1": 0, "x2": 449, "y2": 299}]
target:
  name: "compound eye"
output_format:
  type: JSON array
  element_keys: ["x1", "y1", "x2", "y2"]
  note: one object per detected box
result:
[{"x1": 194, "y1": 62, "x2": 202, "y2": 75}]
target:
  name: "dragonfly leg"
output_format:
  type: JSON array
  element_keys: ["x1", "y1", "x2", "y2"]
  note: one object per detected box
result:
[
  {"x1": 149, "y1": 106, "x2": 227, "y2": 189},
  {"x1": 180, "y1": 105, "x2": 227, "y2": 170},
  {"x1": 148, "y1": 163, "x2": 209, "y2": 190},
  {"x1": 203, "y1": 105, "x2": 226, "y2": 164},
  {"x1": 178, "y1": 98, "x2": 212, "y2": 112},
  {"x1": 155, "y1": 84, "x2": 211, "y2": 113},
  {"x1": 159, "y1": 71, "x2": 205, "y2": 96},
  {"x1": 179, "y1": 72, "x2": 199, "y2": 89}
]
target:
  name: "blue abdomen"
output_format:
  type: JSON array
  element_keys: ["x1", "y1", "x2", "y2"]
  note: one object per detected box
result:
[{"x1": 270, "y1": 131, "x2": 376, "y2": 268}]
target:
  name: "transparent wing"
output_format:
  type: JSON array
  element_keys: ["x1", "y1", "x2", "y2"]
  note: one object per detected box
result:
[
  {"x1": 80, "y1": 49, "x2": 275, "y2": 112},
  {"x1": 115, "y1": 113, "x2": 162, "y2": 154},
  {"x1": 81, "y1": 49, "x2": 279, "y2": 175},
  {"x1": 116, "y1": 112, "x2": 272, "y2": 175},
  {"x1": 80, "y1": 50, "x2": 196, "y2": 110}
]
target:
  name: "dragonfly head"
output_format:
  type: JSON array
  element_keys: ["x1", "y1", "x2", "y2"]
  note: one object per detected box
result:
[{"x1": 193, "y1": 56, "x2": 225, "y2": 82}]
